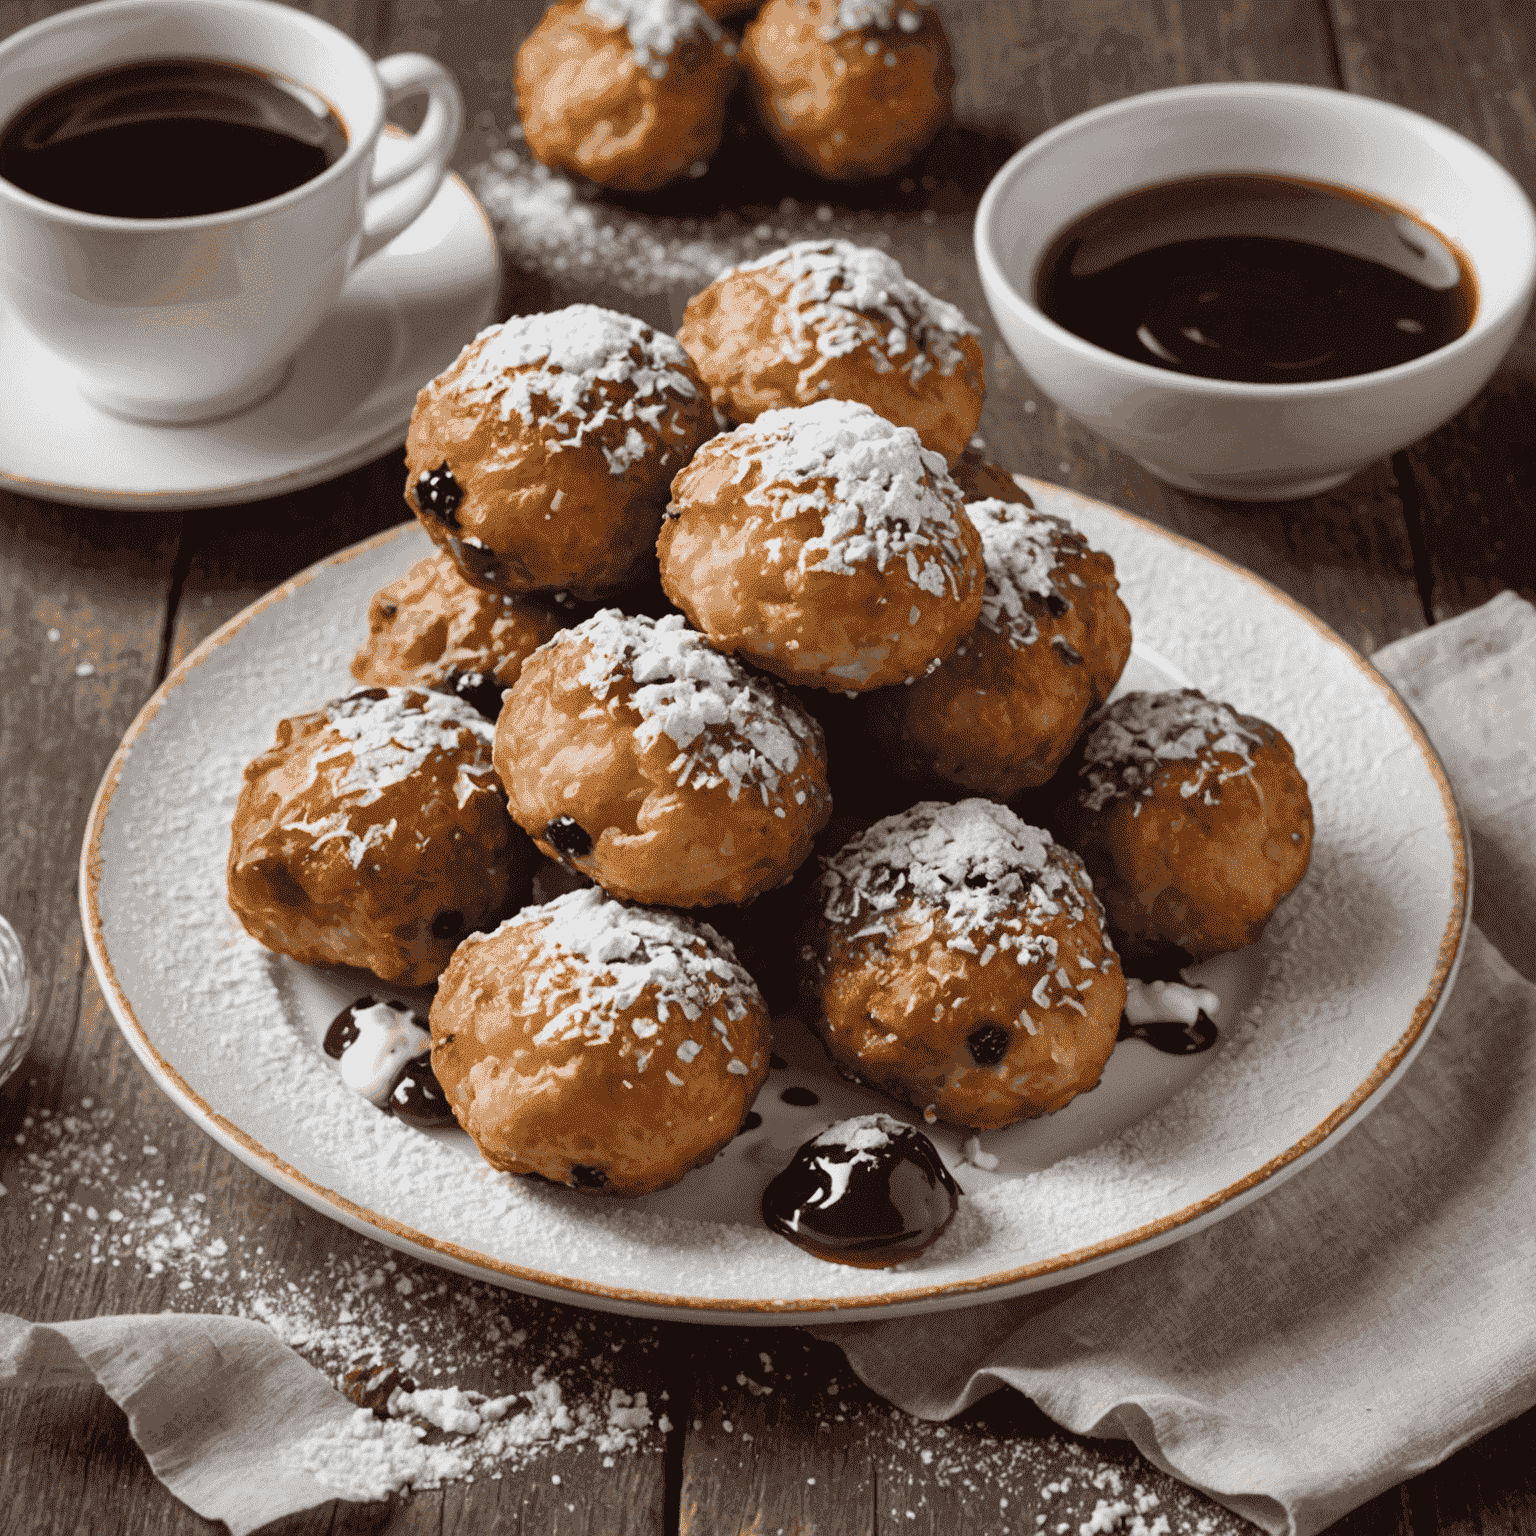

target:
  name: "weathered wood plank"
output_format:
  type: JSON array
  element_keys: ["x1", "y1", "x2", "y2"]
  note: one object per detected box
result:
[{"x1": 1327, "y1": 0, "x2": 1536, "y2": 619}]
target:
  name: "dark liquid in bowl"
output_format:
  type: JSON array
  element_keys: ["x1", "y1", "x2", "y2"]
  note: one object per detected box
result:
[
  {"x1": 1034, "y1": 174, "x2": 1475, "y2": 384},
  {"x1": 0, "y1": 57, "x2": 347, "y2": 218}
]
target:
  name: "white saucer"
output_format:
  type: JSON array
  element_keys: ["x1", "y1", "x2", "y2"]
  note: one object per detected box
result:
[{"x1": 0, "y1": 172, "x2": 500, "y2": 510}]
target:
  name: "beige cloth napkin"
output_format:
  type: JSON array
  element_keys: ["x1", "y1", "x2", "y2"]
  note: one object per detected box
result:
[
  {"x1": 0, "y1": 1311, "x2": 356, "y2": 1534},
  {"x1": 816, "y1": 590, "x2": 1536, "y2": 1536}
]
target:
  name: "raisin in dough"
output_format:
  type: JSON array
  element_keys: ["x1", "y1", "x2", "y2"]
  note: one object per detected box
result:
[
  {"x1": 405, "y1": 305, "x2": 716, "y2": 600},
  {"x1": 431, "y1": 887, "x2": 769, "y2": 1195},
  {"x1": 742, "y1": 0, "x2": 952, "y2": 180},
  {"x1": 227, "y1": 688, "x2": 532, "y2": 986},
  {"x1": 495, "y1": 610, "x2": 831, "y2": 906},
  {"x1": 866, "y1": 497, "x2": 1132, "y2": 797},
  {"x1": 678, "y1": 240, "x2": 984, "y2": 463},
  {"x1": 1054, "y1": 689, "x2": 1314, "y2": 962},
  {"x1": 799, "y1": 800, "x2": 1125, "y2": 1129},
  {"x1": 659, "y1": 398, "x2": 985, "y2": 691}
]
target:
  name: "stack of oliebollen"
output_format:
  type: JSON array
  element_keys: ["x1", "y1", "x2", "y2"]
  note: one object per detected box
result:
[{"x1": 225, "y1": 239, "x2": 1315, "y2": 1264}]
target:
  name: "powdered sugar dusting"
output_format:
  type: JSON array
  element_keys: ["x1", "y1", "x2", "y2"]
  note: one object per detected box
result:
[
  {"x1": 738, "y1": 239, "x2": 976, "y2": 383},
  {"x1": 558, "y1": 610, "x2": 819, "y2": 802},
  {"x1": 726, "y1": 399, "x2": 971, "y2": 593},
  {"x1": 583, "y1": 0, "x2": 722, "y2": 76},
  {"x1": 965, "y1": 498, "x2": 1075, "y2": 648},
  {"x1": 817, "y1": 0, "x2": 924, "y2": 39},
  {"x1": 445, "y1": 306, "x2": 699, "y2": 472},
  {"x1": 812, "y1": 1112, "x2": 901, "y2": 1151},
  {"x1": 322, "y1": 687, "x2": 495, "y2": 804},
  {"x1": 462, "y1": 886, "x2": 760, "y2": 1050},
  {"x1": 818, "y1": 801, "x2": 1087, "y2": 961},
  {"x1": 1078, "y1": 690, "x2": 1265, "y2": 812}
]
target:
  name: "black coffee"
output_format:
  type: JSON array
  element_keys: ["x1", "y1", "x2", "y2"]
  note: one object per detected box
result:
[
  {"x1": 1034, "y1": 174, "x2": 1476, "y2": 384},
  {"x1": 0, "y1": 57, "x2": 347, "y2": 218}
]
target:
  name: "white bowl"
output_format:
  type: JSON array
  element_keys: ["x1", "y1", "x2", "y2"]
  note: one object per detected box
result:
[{"x1": 974, "y1": 82, "x2": 1536, "y2": 501}]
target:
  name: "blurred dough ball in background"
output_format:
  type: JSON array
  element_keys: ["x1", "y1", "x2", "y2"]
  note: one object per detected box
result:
[
  {"x1": 742, "y1": 0, "x2": 953, "y2": 181},
  {"x1": 515, "y1": 0, "x2": 740, "y2": 191}
]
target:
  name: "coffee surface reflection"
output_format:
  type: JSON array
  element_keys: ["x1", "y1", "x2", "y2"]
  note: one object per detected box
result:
[
  {"x1": 0, "y1": 57, "x2": 348, "y2": 219},
  {"x1": 1035, "y1": 173, "x2": 1475, "y2": 384}
]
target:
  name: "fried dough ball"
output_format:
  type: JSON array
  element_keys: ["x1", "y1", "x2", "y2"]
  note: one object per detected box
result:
[
  {"x1": 949, "y1": 444, "x2": 1031, "y2": 506},
  {"x1": 659, "y1": 399, "x2": 985, "y2": 690},
  {"x1": 431, "y1": 887, "x2": 769, "y2": 1196},
  {"x1": 742, "y1": 0, "x2": 952, "y2": 181},
  {"x1": 1054, "y1": 690, "x2": 1314, "y2": 963},
  {"x1": 350, "y1": 549, "x2": 570, "y2": 720},
  {"x1": 866, "y1": 497, "x2": 1132, "y2": 798},
  {"x1": 799, "y1": 800, "x2": 1125, "y2": 1130},
  {"x1": 227, "y1": 688, "x2": 532, "y2": 986},
  {"x1": 495, "y1": 610, "x2": 831, "y2": 906},
  {"x1": 677, "y1": 240, "x2": 984, "y2": 463},
  {"x1": 404, "y1": 306, "x2": 717, "y2": 601},
  {"x1": 515, "y1": 0, "x2": 739, "y2": 192}
]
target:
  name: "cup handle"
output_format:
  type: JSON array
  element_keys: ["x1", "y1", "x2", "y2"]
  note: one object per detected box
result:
[{"x1": 357, "y1": 53, "x2": 465, "y2": 262}]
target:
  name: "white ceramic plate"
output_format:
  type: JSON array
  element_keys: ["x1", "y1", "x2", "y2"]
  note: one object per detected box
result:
[
  {"x1": 0, "y1": 170, "x2": 498, "y2": 510},
  {"x1": 81, "y1": 482, "x2": 1467, "y2": 1323}
]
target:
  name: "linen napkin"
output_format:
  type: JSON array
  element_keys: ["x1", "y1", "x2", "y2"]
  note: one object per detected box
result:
[
  {"x1": 0, "y1": 1311, "x2": 357, "y2": 1535},
  {"x1": 816, "y1": 590, "x2": 1536, "y2": 1536}
]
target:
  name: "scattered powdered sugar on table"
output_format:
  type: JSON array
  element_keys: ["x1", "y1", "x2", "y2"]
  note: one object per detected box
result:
[
  {"x1": 583, "y1": 0, "x2": 725, "y2": 77},
  {"x1": 467, "y1": 132, "x2": 913, "y2": 301},
  {"x1": 728, "y1": 399, "x2": 972, "y2": 591},
  {"x1": 736, "y1": 239, "x2": 976, "y2": 382},
  {"x1": 9, "y1": 1101, "x2": 668, "y2": 1498},
  {"x1": 563, "y1": 610, "x2": 818, "y2": 801}
]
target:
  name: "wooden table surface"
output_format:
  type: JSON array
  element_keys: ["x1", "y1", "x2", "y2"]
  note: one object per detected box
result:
[{"x1": 2, "y1": 0, "x2": 1534, "y2": 1531}]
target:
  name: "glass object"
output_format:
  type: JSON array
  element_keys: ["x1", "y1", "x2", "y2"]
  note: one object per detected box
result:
[{"x1": 0, "y1": 915, "x2": 33, "y2": 1088}]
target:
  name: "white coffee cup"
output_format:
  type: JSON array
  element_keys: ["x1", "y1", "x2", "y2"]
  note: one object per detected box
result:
[
  {"x1": 0, "y1": 0, "x2": 464, "y2": 425},
  {"x1": 975, "y1": 83, "x2": 1536, "y2": 501}
]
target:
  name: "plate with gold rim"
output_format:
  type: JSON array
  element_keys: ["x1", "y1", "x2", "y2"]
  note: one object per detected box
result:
[{"x1": 80, "y1": 480, "x2": 1467, "y2": 1322}]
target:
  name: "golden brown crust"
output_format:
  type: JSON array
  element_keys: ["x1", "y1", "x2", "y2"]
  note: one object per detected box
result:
[
  {"x1": 404, "y1": 307, "x2": 718, "y2": 601},
  {"x1": 1054, "y1": 690, "x2": 1315, "y2": 961},
  {"x1": 350, "y1": 550, "x2": 568, "y2": 695},
  {"x1": 495, "y1": 611, "x2": 832, "y2": 907},
  {"x1": 866, "y1": 499, "x2": 1132, "y2": 797},
  {"x1": 742, "y1": 0, "x2": 952, "y2": 180},
  {"x1": 676, "y1": 240, "x2": 985, "y2": 463},
  {"x1": 430, "y1": 889, "x2": 770, "y2": 1196},
  {"x1": 949, "y1": 447, "x2": 1032, "y2": 507},
  {"x1": 799, "y1": 802, "x2": 1125, "y2": 1129},
  {"x1": 658, "y1": 400, "x2": 985, "y2": 691},
  {"x1": 226, "y1": 687, "x2": 533, "y2": 986},
  {"x1": 515, "y1": 0, "x2": 739, "y2": 192}
]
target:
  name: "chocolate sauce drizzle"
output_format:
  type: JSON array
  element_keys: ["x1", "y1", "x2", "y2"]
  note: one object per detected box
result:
[
  {"x1": 762, "y1": 1118, "x2": 959, "y2": 1268},
  {"x1": 1116, "y1": 1010, "x2": 1219, "y2": 1055}
]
